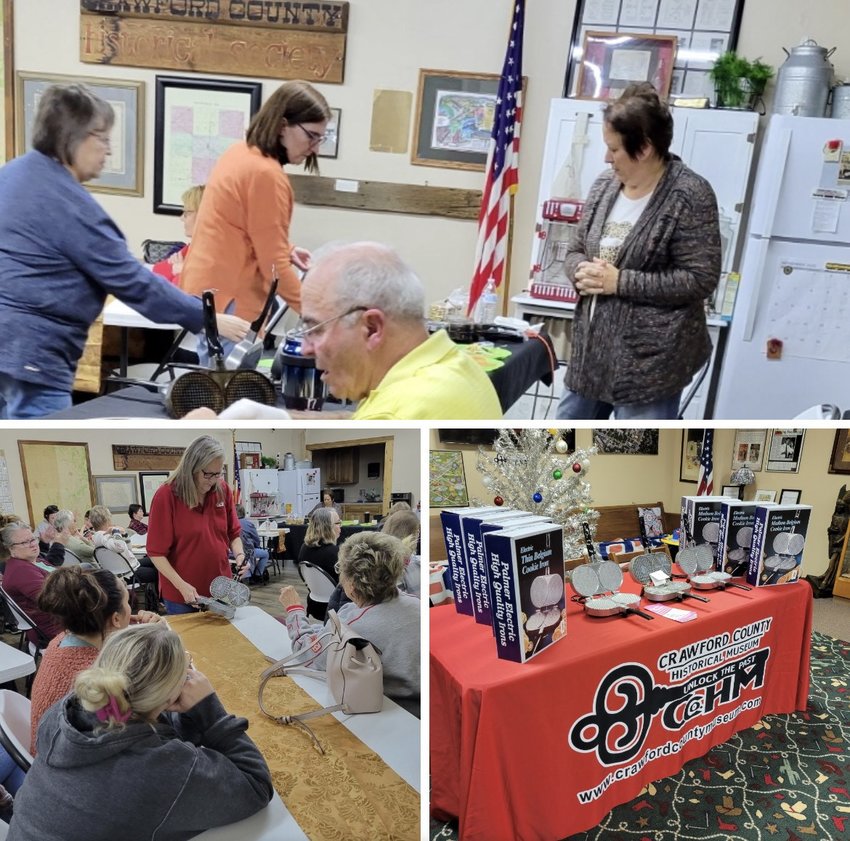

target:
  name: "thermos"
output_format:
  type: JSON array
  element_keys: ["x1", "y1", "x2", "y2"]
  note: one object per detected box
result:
[
  {"x1": 772, "y1": 38, "x2": 835, "y2": 117},
  {"x1": 271, "y1": 331, "x2": 328, "y2": 412}
]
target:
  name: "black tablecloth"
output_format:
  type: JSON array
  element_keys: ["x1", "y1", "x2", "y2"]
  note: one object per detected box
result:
[
  {"x1": 279, "y1": 523, "x2": 378, "y2": 561},
  {"x1": 50, "y1": 333, "x2": 555, "y2": 419}
]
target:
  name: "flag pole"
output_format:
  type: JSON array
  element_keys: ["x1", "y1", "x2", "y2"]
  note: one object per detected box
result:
[{"x1": 502, "y1": 192, "x2": 516, "y2": 316}]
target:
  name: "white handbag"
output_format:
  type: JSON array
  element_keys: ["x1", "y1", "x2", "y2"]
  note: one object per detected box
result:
[{"x1": 258, "y1": 610, "x2": 383, "y2": 752}]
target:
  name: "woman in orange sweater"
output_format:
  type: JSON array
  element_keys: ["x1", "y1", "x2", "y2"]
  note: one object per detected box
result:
[
  {"x1": 180, "y1": 80, "x2": 331, "y2": 358},
  {"x1": 29, "y1": 567, "x2": 163, "y2": 752}
]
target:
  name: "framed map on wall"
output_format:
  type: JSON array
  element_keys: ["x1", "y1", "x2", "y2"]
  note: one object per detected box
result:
[
  {"x1": 430, "y1": 450, "x2": 469, "y2": 507},
  {"x1": 18, "y1": 441, "x2": 94, "y2": 527}
]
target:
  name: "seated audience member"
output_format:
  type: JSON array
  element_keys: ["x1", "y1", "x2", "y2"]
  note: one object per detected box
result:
[
  {"x1": 296, "y1": 242, "x2": 503, "y2": 420},
  {"x1": 9, "y1": 624, "x2": 273, "y2": 840},
  {"x1": 0, "y1": 522, "x2": 63, "y2": 645},
  {"x1": 149, "y1": 185, "x2": 204, "y2": 286},
  {"x1": 35, "y1": 505, "x2": 59, "y2": 555},
  {"x1": 376, "y1": 500, "x2": 411, "y2": 531},
  {"x1": 279, "y1": 531, "x2": 420, "y2": 713},
  {"x1": 51, "y1": 509, "x2": 96, "y2": 564},
  {"x1": 126, "y1": 503, "x2": 148, "y2": 537},
  {"x1": 234, "y1": 505, "x2": 269, "y2": 585},
  {"x1": 297, "y1": 507, "x2": 341, "y2": 620},
  {"x1": 82, "y1": 510, "x2": 95, "y2": 541},
  {"x1": 306, "y1": 489, "x2": 343, "y2": 519},
  {"x1": 31, "y1": 567, "x2": 162, "y2": 752},
  {"x1": 89, "y1": 505, "x2": 158, "y2": 586},
  {"x1": 381, "y1": 510, "x2": 421, "y2": 598}
]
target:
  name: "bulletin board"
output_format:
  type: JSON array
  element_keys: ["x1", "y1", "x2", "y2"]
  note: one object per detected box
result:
[
  {"x1": 18, "y1": 440, "x2": 94, "y2": 527},
  {"x1": 564, "y1": 0, "x2": 746, "y2": 100}
]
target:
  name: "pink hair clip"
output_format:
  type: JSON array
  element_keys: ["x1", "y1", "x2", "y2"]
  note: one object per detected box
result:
[{"x1": 95, "y1": 695, "x2": 131, "y2": 724}]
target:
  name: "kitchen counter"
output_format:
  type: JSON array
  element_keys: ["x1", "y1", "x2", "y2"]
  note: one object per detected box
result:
[{"x1": 342, "y1": 502, "x2": 385, "y2": 520}]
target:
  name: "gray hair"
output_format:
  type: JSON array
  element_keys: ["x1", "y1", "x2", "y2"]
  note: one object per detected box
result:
[
  {"x1": 311, "y1": 242, "x2": 425, "y2": 322},
  {"x1": 0, "y1": 522, "x2": 30, "y2": 549},
  {"x1": 32, "y1": 84, "x2": 115, "y2": 167},
  {"x1": 336, "y1": 531, "x2": 404, "y2": 605},
  {"x1": 88, "y1": 505, "x2": 113, "y2": 532},
  {"x1": 167, "y1": 436, "x2": 225, "y2": 509},
  {"x1": 53, "y1": 509, "x2": 76, "y2": 533}
]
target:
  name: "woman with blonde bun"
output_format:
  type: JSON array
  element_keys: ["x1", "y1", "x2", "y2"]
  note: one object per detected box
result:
[{"x1": 8, "y1": 624, "x2": 272, "y2": 841}]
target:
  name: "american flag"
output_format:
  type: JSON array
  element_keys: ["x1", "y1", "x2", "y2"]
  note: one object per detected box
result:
[
  {"x1": 697, "y1": 429, "x2": 714, "y2": 496},
  {"x1": 233, "y1": 444, "x2": 242, "y2": 506},
  {"x1": 468, "y1": 0, "x2": 525, "y2": 315}
]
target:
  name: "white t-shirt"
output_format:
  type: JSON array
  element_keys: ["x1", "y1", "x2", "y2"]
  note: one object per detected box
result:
[{"x1": 590, "y1": 189, "x2": 653, "y2": 319}]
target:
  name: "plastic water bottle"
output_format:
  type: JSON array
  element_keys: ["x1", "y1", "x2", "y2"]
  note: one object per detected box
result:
[{"x1": 474, "y1": 278, "x2": 498, "y2": 324}]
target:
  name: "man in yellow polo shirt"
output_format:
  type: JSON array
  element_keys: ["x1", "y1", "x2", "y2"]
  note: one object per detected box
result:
[{"x1": 298, "y1": 242, "x2": 502, "y2": 420}]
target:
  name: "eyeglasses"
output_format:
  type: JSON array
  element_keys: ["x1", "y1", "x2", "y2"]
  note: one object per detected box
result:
[
  {"x1": 10, "y1": 537, "x2": 38, "y2": 548},
  {"x1": 88, "y1": 130, "x2": 111, "y2": 148},
  {"x1": 290, "y1": 307, "x2": 367, "y2": 340},
  {"x1": 200, "y1": 470, "x2": 223, "y2": 479},
  {"x1": 297, "y1": 124, "x2": 328, "y2": 146}
]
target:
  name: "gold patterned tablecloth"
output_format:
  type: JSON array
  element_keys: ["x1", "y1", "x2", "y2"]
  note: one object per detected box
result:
[{"x1": 169, "y1": 613, "x2": 419, "y2": 841}]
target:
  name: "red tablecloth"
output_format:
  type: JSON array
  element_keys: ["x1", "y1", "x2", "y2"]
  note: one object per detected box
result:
[{"x1": 430, "y1": 579, "x2": 812, "y2": 841}]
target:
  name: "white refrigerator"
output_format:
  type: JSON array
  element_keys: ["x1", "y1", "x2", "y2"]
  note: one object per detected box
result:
[
  {"x1": 277, "y1": 467, "x2": 321, "y2": 518},
  {"x1": 716, "y1": 115, "x2": 850, "y2": 418}
]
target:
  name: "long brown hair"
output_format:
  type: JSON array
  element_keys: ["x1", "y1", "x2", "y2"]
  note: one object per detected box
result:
[{"x1": 246, "y1": 80, "x2": 330, "y2": 172}]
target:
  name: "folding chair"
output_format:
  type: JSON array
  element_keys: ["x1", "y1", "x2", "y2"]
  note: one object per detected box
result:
[
  {"x1": 297, "y1": 561, "x2": 337, "y2": 621},
  {"x1": 94, "y1": 546, "x2": 142, "y2": 609},
  {"x1": 0, "y1": 586, "x2": 49, "y2": 658},
  {"x1": 62, "y1": 549, "x2": 82, "y2": 567},
  {"x1": 0, "y1": 689, "x2": 33, "y2": 772}
]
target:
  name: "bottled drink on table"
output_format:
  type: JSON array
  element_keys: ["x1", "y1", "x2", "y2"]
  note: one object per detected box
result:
[{"x1": 474, "y1": 278, "x2": 499, "y2": 324}]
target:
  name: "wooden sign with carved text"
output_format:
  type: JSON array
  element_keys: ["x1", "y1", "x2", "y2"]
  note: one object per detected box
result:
[
  {"x1": 80, "y1": 12, "x2": 345, "y2": 82},
  {"x1": 112, "y1": 445, "x2": 185, "y2": 471},
  {"x1": 79, "y1": 1, "x2": 349, "y2": 32}
]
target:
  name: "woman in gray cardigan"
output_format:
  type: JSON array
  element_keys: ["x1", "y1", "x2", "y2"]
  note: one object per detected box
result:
[
  {"x1": 557, "y1": 83, "x2": 721, "y2": 419},
  {"x1": 8, "y1": 624, "x2": 273, "y2": 841}
]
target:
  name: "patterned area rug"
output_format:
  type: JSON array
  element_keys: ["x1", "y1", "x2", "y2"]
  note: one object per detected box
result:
[{"x1": 430, "y1": 631, "x2": 850, "y2": 841}]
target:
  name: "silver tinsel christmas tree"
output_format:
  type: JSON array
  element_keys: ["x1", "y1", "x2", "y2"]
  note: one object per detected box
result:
[{"x1": 476, "y1": 428, "x2": 598, "y2": 559}]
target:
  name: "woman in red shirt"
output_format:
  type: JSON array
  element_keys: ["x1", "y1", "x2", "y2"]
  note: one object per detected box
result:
[{"x1": 146, "y1": 436, "x2": 245, "y2": 614}]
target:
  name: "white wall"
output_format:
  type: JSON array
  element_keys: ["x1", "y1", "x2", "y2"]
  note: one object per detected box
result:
[{"x1": 13, "y1": 1, "x2": 850, "y2": 309}]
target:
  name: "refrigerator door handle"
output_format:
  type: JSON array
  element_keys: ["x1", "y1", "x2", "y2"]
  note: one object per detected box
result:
[
  {"x1": 741, "y1": 236, "x2": 771, "y2": 342},
  {"x1": 750, "y1": 126, "x2": 792, "y2": 238}
]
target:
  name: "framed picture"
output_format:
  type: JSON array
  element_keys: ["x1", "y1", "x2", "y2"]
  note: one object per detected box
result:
[
  {"x1": 732, "y1": 429, "x2": 766, "y2": 472},
  {"x1": 429, "y1": 450, "x2": 469, "y2": 507},
  {"x1": 94, "y1": 475, "x2": 139, "y2": 514},
  {"x1": 154, "y1": 75, "x2": 261, "y2": 214},
  {"x1": 411, "y1": 69, "x2": 500, "y2": 171},
  {"x1": 563, "y1": 0, "x2": 746, "y2": 99},
  {"x1": 679, "y1": 429, "x2": 704, "y2": 483},
  {"x1": 18, "y1": 441, "x2": 93, "y2": 528},
  {"x1": 754, "y1": 489, "x2": 777, "y2": 504},
  {"x1": 779, "y1": 489, "x2": 802, "y2": 505},
  {"x1": 577, "y1": 31, "x2": 677, "y2": 101},
  {"x1": 1, "y1": 0, "x2": 13, "y2": 162},
  {"x1": 15, "y1": 72, "x2": 144, "y2": 196},
  {"x1": 721, "y1": 484, "x2": 744, "y2": 500},
  {"x1": 139, "y1": 471, "x2": 169, "y2": 516},
  {"x1": 766, "y1": 429, "x2": 804, "y2": 472},
  {"x1": 829, "y1": 429, "x2": 850, "y2": 475},
  {"x1": 317, "y1": 107, "x2": 340, "y2": 158}
]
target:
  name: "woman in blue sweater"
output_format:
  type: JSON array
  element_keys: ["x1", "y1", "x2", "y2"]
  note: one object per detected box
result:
[{"x1": 0, "y1": 83, "x2": 248, "y2": 418}]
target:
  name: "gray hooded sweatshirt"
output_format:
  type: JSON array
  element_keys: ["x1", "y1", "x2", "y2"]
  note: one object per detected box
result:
[{"x1": 8, "y1": 692, "x2": 273, "y2": 841}]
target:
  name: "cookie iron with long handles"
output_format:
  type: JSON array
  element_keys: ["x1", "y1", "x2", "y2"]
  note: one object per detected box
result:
[{"x1": 224, "y1": 270, "x2": 282, "y2": 371}]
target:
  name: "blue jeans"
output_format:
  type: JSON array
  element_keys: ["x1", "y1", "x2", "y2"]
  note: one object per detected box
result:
[
  {"x1": 163, "y1": 600, "x2": 199, "y2": 615},
  {"x1": 0, "y1": 746, "x2": 25, "y2": 795},
  {"x1": 251, "y1": 548, "x2": 269, "y2": 576},
  {"x1": 556, "y1": 388, "x2": 682, "y2": 420},
  {"x1": 0, "y1": 373, "x2": 71, "y2": 419}
]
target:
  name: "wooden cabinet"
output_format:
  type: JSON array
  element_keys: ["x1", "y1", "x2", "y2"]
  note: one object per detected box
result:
[
  {"x1": 320, "y1": 447, "x2": 359, "y2": 484},
  {"x1": 343, "y1": 503, "x2": 384, "y2": 521}
]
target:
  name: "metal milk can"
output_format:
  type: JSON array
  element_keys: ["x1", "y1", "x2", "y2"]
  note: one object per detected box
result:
[
  {"x1": 772, "y1": 38, "x2": 835, "y2": 117},
  {"x1": 831, "y1": 83, "x2": 850, "y2": 118}
]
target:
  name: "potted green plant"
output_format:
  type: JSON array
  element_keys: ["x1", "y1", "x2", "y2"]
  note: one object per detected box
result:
[
  {"x1": 710, "y1": 52, "x2": 774, "y2": 111},
  {"x1": 261, "y1": 456, "x2": 277, "y2": 469}
]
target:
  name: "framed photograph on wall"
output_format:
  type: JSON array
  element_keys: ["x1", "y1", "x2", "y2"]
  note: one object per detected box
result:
[
  {"x1": 766, "y1": 429, "x2": 804, "y2": 472},
  {"x1": 411, "y1": 69, "x2": 500, "y2": 171},
  {"x1": 732, "y1": 429, "x2": 767, "y2": 472},
  {"x1": 563, "y1": 0, "x2": 746, "y2": 99},
  {"x1": 139, "y1": 471, "x2": 169, "y2": 516},
  {"x1": 576, "y1": 31, "x2": 677, "y2": 101},
  {"x1": 721, "y1": 484, "x2": 744, "y2": 500},
  {"x1": 317, "y1": 107, "x2": 340, "y2": 158},
  {"x1": 779, "y1": 489, "x2": 802, "y2": 505},
  {"x1": 154, "y1": 75, "x2": 261, "y2": 214},
  {"x1": 829, "y1": 429, "x2": 850, "y2": 475},
  {"x1": 679, "y1": 429, "x2": 704, "y2": 483},
  {"x1": 754, "y1": 489, "x2": 777, "y2": 504},
  {"x1": 94, "y1": 475, "x2": 139, "y2": 514},
  {"x1": 16, "y1": 72, "x2": 144, "y2": 196}
]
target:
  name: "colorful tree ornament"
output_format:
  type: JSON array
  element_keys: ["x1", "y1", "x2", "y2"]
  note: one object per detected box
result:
[
  {"x1": 555, "y1": 439, "x2": 569, "y2": 454},
  {"x1": 553, "y1": 469, "x2": 563, "y2": 480},
  {"x1": 533, "y1": 491, "x2": 543, "y2": 503},
  {"x1": 572, "y1": 462, "x2": 582, "y2": 474},
  {"x1": 494, "y1": 496, "x2": 504, "y2": 506}
]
